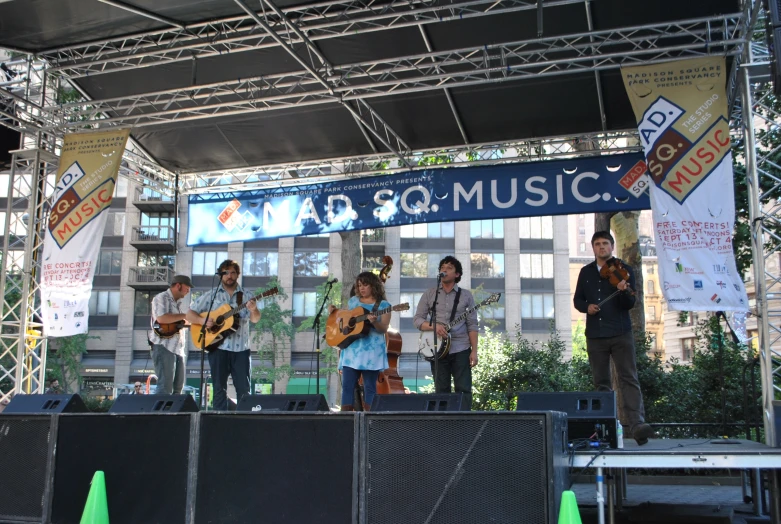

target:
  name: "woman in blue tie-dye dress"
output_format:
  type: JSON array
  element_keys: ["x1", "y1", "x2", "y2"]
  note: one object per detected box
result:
[{"x1": 332, "y1": 271, "x2": 390, "y2": 411}]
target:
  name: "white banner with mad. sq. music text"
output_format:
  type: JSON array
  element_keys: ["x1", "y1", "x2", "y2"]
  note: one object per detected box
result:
[{"x1": 41, "y1": 129, "x2": 130, "y2": 336}]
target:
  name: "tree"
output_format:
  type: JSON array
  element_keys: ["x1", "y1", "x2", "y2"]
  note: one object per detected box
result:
[
  {"x1": 46, "y1": 334, "x2": 94, "y2": 394},
  {"x1": 251, "y1": 277, "x2": 296, "y2": 389}
]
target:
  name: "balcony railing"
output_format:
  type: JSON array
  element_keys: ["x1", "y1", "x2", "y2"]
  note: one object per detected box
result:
[
  {"x1": 127, "y1": 266, "x2": 174, "y2": 289},
  {"x1": 133, "y1": 187, "x2": 175, "y2": 211},
  {"x1": 130, "y1": 225, "x2": 176, "y2": 250}
]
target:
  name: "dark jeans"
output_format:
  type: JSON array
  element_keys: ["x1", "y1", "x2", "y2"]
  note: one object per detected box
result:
[
  {"x1": 430, "y1": 349, "x2": 472, "y2": 410},
  {"x1": 151, "y1": 345, "x2": 185, "y2": 395},
  {"x1": 208, "y1": 349, "x2": 251, "y2": 411},
  {"x1": 341, "y1": 368, "x2": 380, "y2": 407},
  {"x1": 586, "y1": 332, "x2": 646, "y2": 429}
]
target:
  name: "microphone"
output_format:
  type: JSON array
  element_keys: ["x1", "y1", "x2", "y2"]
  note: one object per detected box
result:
[
  {"x1": 216, "y1": 271, "x2": 227, "y2": 276},
  {"x1": 437, "y1": 272, "x2": 446, "y2": 278},
  {"x1": 327, "y1": 277, "x2": 339, "y2": 284}
]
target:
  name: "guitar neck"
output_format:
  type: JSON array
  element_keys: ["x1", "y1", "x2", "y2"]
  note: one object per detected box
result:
[
  {"x1": 357, "y1": 305, "x2": 395, "y2": 322},
  {"x1": 445, "y1": 302, "x2": 489, "y2": 332},
  {"x1": 222, "y1": 290, "x2": 273, "y2": 318}
]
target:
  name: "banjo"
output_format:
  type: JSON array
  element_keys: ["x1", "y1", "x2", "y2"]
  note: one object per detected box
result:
[{"x1": 418, "y1": 292, "x2": 501, "y2": 362}]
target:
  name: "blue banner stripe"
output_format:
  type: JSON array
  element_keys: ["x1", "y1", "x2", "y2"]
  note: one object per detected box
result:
[{"x1": 187, "y1": 153, "x2": 649, "y2": 245}]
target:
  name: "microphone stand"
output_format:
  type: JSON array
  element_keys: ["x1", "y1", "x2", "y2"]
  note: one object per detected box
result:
[
  {"x1": 312, "y1": 279, "x2": 337, "y2": 397},
  {"x1": 198, "y1": 274, "x2": 222, "y2": 410},
  {"x1": 430, "y1": 274, "x2": 443, "y2": 392}
]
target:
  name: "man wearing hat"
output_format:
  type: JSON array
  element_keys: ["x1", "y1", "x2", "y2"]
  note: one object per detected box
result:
[{"x1": 149, "y1": 275, "x2": 193, "y2": 395}]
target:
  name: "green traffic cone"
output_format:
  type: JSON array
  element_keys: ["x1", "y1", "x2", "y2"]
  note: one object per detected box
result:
[
  {"x1": 558, "y1": 490, "x2": 582, "y2": 524},
  {"x1": 80, "y1": 471, "x2": 109, "y2": 524}
]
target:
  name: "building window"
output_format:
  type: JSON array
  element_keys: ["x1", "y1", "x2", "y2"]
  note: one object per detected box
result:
[
  {"x1": 521, "y1": 293, "x2": 554, "y2": 319},
  {"x1": 682, "y1": 337, "x2": 696, "y2": 361},
  {"x1": 362, "y1": 256, "x2": 387, "y2": 273},
  {"x1": 519, "y1": 216, "x2": 553, "y2": 239},
  {"x1": 471, "y1": 253, "x2": 505, "y2": 278},
  {"x1": 293, "y1": 252, "x2": 329, "y2": 277},
  {"x1": 103, "y1": 212, "x2": 125, "y2": 236},
  {"x1": 470, "y1": 219, "x2": 504, "y2": 239},
  {"x1": 648, "y1": 305, "x2": 656, "y2": 320},
  {"x1": 478, "y1": 293, "x2": 505, "y2": 319},
  {"x1": 520, "y1": 253, "x2": 553, "y2": 279},
  {"x1": 400, "y1": 253, "x2": 441, "y2": 278},
  {"x1": 579, "y1": 242, "x2": 586, "y2": 253},
  {"x1": 140, "y1": 212, "x2": 175, "y2": 239},
  {"x1": 293, "y1": 292, "x2": 317, "y2": 317},
  {"x1": 114, "y1": 177, "x2": 128, "y2": 198},
  {"x1": 96, "y1": 250, "x2": 122, "y2": 276},
  {"x1": 138, "y1": 251, "x2": 175, "y2": 269},
  {"x1": 647, "y1": 280, "x2": 655, "y2": 294},
  {"x1": 244, "y1": 251, "x2": 279, "y2": 277},
  {"x1": 192, "y1": 251, "x2": 228, "y2": 275},
  {"x1": 361, "y1": 229, "x2": 385, "y2": 243},
  {"x1": 399, "y1": 292, "x2": 425, "y2": 318},
  {"x1": 400, "y1": 221, "x2": 454, "y2": 238},
  {"x1": 89, "y1": 290, "x2": 121, "y2": 315},
  {"x1": 134, "y1": 291, "x2": 153, "y2": 316},
  {"x1": 647, "y1": 265, "x2": 655, "y2": 275}
]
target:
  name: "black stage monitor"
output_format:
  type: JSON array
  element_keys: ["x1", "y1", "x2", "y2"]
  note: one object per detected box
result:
[
  {"x1": 4, "y1": 394, "x2": 88, "y2": 414},
  {"x1": 517, "y1": 391, "x2": 619, "y2": 448},
  {"x1": 237, "y1": 394, "x2": 329, "y2": 412},
  {"x1": 371, "y1": 393, "x2": 464, "y2": 412},
  {"x1": 108, "y1": 394, "x2": 199, "y2": 413}
]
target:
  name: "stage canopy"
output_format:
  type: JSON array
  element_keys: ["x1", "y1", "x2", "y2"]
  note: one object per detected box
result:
[{"x1": 0, "y1": 0, "x2": 744, "y2": 185}]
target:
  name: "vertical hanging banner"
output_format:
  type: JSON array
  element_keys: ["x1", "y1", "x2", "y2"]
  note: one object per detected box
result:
[
  {"x1": 622, "y1": 57, "x2": 748, "y2": 311},
  {"x1": 41, "y1": 128, "x2": 130, "y2": 336}
]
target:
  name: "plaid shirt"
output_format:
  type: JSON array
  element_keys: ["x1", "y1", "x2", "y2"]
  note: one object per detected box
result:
[
  {"x1": 149, "y1": 288, "x2": 187, "y2": 358},
  {"x1": 191, "y1": 284, "x2": 252, "y2": 353}
]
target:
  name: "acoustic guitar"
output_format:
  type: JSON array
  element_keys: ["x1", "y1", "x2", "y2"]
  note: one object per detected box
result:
[
  {"x1": 153, "y1": 320, "x2": 186, "y2": 339},
  {"x1": 325, "y1": 302, "x2": 410, "y2": 349},
  {"x1": 191, "y1": 287, "x2": 279, "y2": 351},
  {"x1": 418, "y1": 292, "x2": 501, "y2": 361}
]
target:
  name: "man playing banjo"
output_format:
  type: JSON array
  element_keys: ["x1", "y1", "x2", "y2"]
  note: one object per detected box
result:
[{"x1": 413, "y1": 256, "x2": 479, "y2": 410}]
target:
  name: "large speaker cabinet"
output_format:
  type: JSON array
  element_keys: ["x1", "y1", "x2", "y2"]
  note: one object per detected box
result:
[
  {"x1": 361, "y1": 411, "x2": 569, "y2": 524},
  {"x1": 195, "y1": 412, "x2": 358, "y2": 524},
  {"x1": 0, "y1": 415, "x2": 56, "y2": 522},
  {"x1": 50, "y1": 414, "x2": 194, "y2": 524}
]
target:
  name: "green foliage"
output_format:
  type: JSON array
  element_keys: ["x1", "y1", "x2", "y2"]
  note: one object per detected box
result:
[
  {"x1": 472, "y1": 328, "x2": 592, "y2": 411},
  {"x1": 297, "y1": 278, "x2": 343, "y2": 377},
  {"x1": 571, "y1": 321, "x2": 587, "y2": 358},
  {"x1": 46, "y1": 334, "x2": 95, "y2": 394},
  {"x1": 251, "y1": 277, "x2": 296, "y2": 385},
  {"x1": 730, "y1": 98, "x2": 781, "y2": 277},
  {"x1": 473, "y1": 318, "x2": 756, "y2": 438},
  {"x1": 81, "y1": 396, "x2": 114, "y2": 413}
]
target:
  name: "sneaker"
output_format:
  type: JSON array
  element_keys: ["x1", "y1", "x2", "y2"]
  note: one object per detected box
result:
[{"x1": 632, "y1": 423, "x2": 655, "y2": 445}]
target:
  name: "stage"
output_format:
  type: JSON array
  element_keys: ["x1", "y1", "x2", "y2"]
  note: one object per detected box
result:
[
  {"x1": 2, "y1": 407, "x2": 781, "y2": 523},
  {"x1": 573, "y1": 439, "x2": 781, "y2": 524}
]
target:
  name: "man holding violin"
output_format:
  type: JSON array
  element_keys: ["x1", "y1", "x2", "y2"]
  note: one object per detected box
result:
[{"x1": 574, "y1": 231, "x2": 654, "y2": 445}]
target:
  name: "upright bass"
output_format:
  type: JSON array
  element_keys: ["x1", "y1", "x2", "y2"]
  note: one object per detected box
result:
[{"x1": 375, "y1": 256, "x2": 405, "y2": 395}]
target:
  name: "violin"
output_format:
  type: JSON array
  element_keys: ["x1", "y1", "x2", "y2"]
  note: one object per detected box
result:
[{"x1": 597, "y1": 257, "x2": 634, "y2": 308}]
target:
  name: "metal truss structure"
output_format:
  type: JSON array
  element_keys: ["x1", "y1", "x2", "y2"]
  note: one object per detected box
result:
[{"x1": 1, "y1": 0, "x2": 780, "y2": 457}]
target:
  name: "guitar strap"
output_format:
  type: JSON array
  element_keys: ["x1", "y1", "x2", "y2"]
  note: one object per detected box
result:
[{"x1": 450, "y1": 289, "x2": 461, "y2": 323}]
